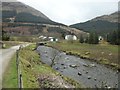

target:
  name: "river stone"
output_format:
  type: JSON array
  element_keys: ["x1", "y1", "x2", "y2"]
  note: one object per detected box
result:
[
  {"x1": 86, "y1": 71, "x2": 88, "y2": 74},
  {"x1": 90, "y1": 64, "x2": 96, "y2": 67},
  {"x1": 94, "y1": 78, "x2": 97, "y2": 81},
  {"x1": 69, "y1": 64, "x2": 77, "y2": 68},
  {"x1": 63, "y1": 66, "x2": 67, "y2": 69},
  {"x1": 55, "y1": 67, "x2": 59, "y2": 70},
  {"x1": 60, "y1": 70, "x2": 63, "y2": 72},
  {"x1": 83, "y1": 64, "x2": 89, "y2": 67},
  {"x1": 78, "y1": 72, "x2": 82, "y2": 76},
  {"x1": 88, "y1": 76, "x2": 91, "y2": 79},
  {"x1": 61, "y1": 63, "x2": 64, "y2": 65},
  {"x1": 65, "y1": 57, "x2": 69, "y2": 60},
  {"x1": 107, "y1": 86, "x2": 111, "y2": 89}
]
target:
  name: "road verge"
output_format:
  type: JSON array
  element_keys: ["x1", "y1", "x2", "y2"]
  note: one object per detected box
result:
[{"x1": 2, "y1": 44, "x2": 83, "y2": 88}]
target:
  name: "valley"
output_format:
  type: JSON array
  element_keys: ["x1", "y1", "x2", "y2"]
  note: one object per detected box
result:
[{"x1": 1, "y1": 0, "x2": 120, "y2": 89}]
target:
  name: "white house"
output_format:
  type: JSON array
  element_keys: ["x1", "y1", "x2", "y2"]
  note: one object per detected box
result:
[
  {"x1": 39, "y1": 35, "x2": 44, "y2": 38},
  {"x1": 48, "y1": 37, "x2": 54, "y2": 39},
  {"x1": 50, "y1": 38, "x2": 58, "y2": 42},
  {"x1": 65, "y1": 35, "x2": 77, "y2": 41},
  {"x1": 43, "y1": 37, "x2": 47, "y2": 40},
  {"x1": 50, "y1": 38, "x2": 54, "y2": 42},
  {"x1": 99, "y1": 36, "x2": 104, "y2": 41},
  {"x1": 39, "y1": 35, "x2": 47, "y2": 40}
]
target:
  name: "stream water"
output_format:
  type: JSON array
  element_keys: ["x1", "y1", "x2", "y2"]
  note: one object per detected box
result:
[{"x1": 37, "y1": 46, "x2": 119, "y2": 88}]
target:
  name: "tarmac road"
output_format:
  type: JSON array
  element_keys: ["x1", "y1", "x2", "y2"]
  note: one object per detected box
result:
[{"x1": 0, "y1": 43, "x2": 30, "y2": 89}]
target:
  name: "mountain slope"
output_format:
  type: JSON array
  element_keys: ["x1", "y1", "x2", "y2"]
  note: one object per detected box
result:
[
  {"x1": 2, "y1": 2, "x2": 49, "y2": 19},
  {"x1": 91, "y1": 11, "x2": 119, "y2": 23},
  {"x1": 70, "y1": 12, "x2": 119, "y2": 35},
  {"x1": 2, "y1": 1, "x2": 87, "y2": 38},
  {"x1": 2, "y1": 2, "x2": 64, "y2": 25}
]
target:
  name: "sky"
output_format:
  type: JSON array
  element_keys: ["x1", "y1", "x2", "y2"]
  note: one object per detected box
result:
[{"x1": 3, "y1": 0, "x2": 119, "y2": 25}]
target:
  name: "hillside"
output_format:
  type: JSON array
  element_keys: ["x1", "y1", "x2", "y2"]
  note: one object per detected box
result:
[
  {"x1": 2, "y1": 2, "x2": 87, "y2": 39},
  {"x1": 2, "y1": 2, "x2": 64, "y2": 25},
  {"x1": 2, "y1": 23, "x2": 87, "y2": 39},
  {"x1": 70, "y1": 12, "x2": 119, "y2": 35},
  {"x1": 91, "y1": 11, "x2": 119, "y2": 23}
]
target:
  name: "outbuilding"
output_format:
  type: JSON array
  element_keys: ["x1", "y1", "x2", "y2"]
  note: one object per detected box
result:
[
  {"x1": 50, "y1": 38, "x2": 58, "y2": 42},
  {"x1": 65, "y1": 35, "x2": 77, "y2": 41},
  {"x1": 99, "y1": 36, "x2": 104, "y2": 41}
]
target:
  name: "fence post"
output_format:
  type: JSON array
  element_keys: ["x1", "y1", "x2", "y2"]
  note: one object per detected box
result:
[
  {"x1": 19, "y1": 73, "x2": 22, "y2": 89},
  {"x1": 16, "y1": 50, "x2": 19, "y2": 88},
  {"x1": 16, "y1": 46, "x2": 23, "y2": 89}
]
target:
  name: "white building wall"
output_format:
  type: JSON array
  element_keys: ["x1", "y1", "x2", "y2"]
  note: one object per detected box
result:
[
  {"x1": 73, "y1": 35, "x2": 77, "y2": 40},
  {"x1": 65, "y1": 35, "x2": 77, "y2": 40},
  {"x1": 50, "y1": 38, "x2": 54, "y2": 42}
]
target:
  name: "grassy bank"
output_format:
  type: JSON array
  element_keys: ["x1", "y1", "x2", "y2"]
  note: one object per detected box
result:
[
  {"x1": 47, "y1": 41, "x2": 119, "y2": 70},
  {"x1": 3, "y1": 44, "x2": 82, "y2": 88}
]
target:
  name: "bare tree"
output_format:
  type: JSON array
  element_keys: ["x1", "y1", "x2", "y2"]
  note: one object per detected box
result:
[{"x1": 50, "y1": 49, "x2": 59, "y2": 67}]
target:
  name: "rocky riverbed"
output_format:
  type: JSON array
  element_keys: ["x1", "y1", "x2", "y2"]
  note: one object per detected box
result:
[{"x1": 37, "y1": 46, "x2": 119, "y2": 88}]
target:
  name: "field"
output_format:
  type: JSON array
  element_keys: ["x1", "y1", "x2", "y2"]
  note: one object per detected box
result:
[
  {"x1": 2, "y1": 41, "x2": 23, "y2": 49},
  {"x1": 2, "y1": 44, "x2": 82, "y2": 88},
  {"x1": 47, "y1": 41, "x2": 119, "y2": 69}
]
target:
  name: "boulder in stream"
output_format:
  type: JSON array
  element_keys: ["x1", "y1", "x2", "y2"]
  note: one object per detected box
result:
[
  {"x1": 86, "y1": 71, "x2": 88, "y2": 74},
  {"x1": 55, "y1": 67, "x2": 59, "y2": 70},
  {"x1": 90, "y1": 64, "x2": 96, "y2": 67},
  {"x1": 87, "y1": 76, "x2": 91, "y2": 79},
  {"x1": 45, "y1": 51, "x2": 47, "y2": 53},
  {"x1": 83, "y1": 64, "x2": 89, "y2": 67},
  {"x1": 94, "y1": 78, "x2": 97, "y2": 81},
  {"x1": 65, "y1": 57, "x2": 69, "y2": 60},
  {"x1": 78, "y1": 72, "x2": 82, "y2": 76},
  {"x1": 61, "y1": 63, "x2": 64, "y2": 66},
  {"x1": 63, "y1": 66, "x2": 67, "y2": 69},
  {"x1": 69, "y1": 64, "x2": 77, "y2": 68}
]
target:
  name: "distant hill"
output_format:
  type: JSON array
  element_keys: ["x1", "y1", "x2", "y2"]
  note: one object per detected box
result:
[
  {"x1": 2, "y1": 2, "x2": 65, "y2": 25},
  {"x1": 70, "y1": 12, "x2": 119, "y2": 35},
  {"x1": 91, "y1": 12, "x2": 119, "y2": 23}
]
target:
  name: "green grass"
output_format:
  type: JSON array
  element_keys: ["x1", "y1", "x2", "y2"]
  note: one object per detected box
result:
[
  {"x1": 2, "y1": 41, "x2": 23, "y2": 49},
  {"x1": 2, "y1": 55, "x2": 18, "y2": 88},
  {"x1": 47, "y1": 41, "x2": 119, "y2": 69},
  {"x1": 2, "y1": 44, "x2": 39, "y2": 88},
  {"x1": 10, "y1": 36, "x2": 41, "y2": 43},
  {"x1": 3, "y1": 44, "x2": 82, "y2": 88}
]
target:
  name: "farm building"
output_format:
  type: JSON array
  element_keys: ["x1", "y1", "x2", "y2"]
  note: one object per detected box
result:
[
  {"x1": 49, "y1": 37, "x2": 58, "y2": 42},
  {"x1": 65, "y1": 35, "x2": 77, "y2": 41},
  {"x1": 39, "y1": 35, "x2": 58, "y2": 42},
  {"x1": 99, "y1": 36, "x2": 104, "y2": 41}
]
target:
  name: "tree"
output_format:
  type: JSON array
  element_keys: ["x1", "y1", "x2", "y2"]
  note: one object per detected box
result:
[
  {"x1": 93, "y1": 32, "x2": 99, "y2": 44},
  {"x1": 106, "y1": 33, "x2": 110, "y2": 42},
  {"x1": 116, "y1": 30, "x2": 120, "y2": 45},
  {"x1": 2, "y1": 30, "x2": 10, "y2": 41},
  {"x1": 108, "y1": 30, "x2": 117, "y2": 44},
  {"x1": 106, "y1": 30, "x2": 120, "y2": 45},
  {"x1": 61, "y1": 33, "x2": 65, "y2": 39},
  {"x1": 84, "y1": 37, "x2": 89, "y2": 43},
  {"x1": 79, "y1": 35, "x2": 84, "y2": 43},
  {"x1": 88, "y1": 32, "x2": 99, "y2": 44},
  {"x1": 50, "y1": 49, "x2": 59, "y2": 67},
  {"x1": 88, "y1": 32, "x2": 94, "y2": 44}
]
